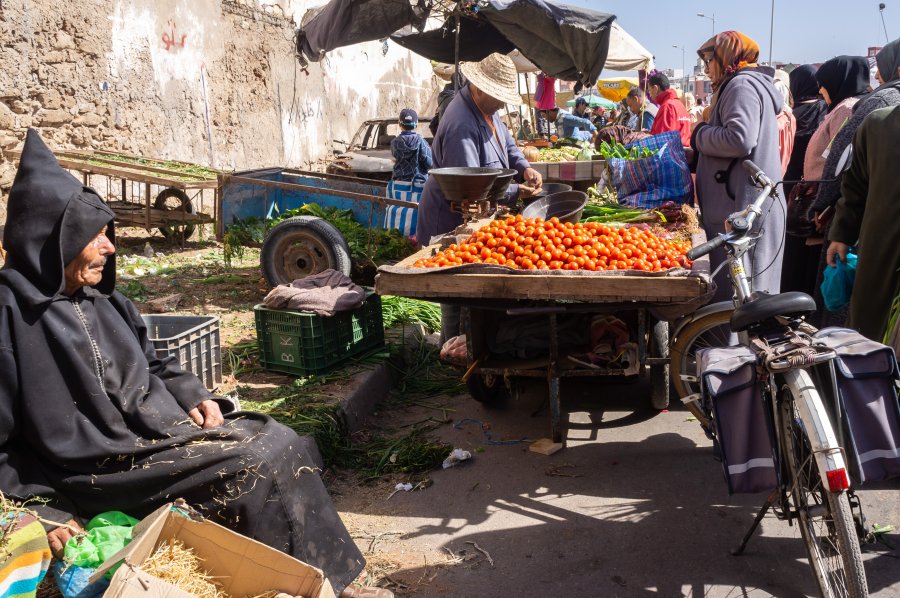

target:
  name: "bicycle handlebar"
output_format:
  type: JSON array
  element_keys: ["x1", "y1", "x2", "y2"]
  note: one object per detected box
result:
[{"x1": 685, "y1": 233, "x2": 730, "y2": 261}]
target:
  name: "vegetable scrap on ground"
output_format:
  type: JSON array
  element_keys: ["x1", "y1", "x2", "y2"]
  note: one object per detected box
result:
[{"x1": 413, "y1": 215, "x2": 692, "y2": 272}]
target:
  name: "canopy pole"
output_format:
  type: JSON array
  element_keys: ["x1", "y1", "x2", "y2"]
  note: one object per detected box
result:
[
  {"x1": 524, "y1": 73, "x2": 535, "y2": 142},
  {"x1": 453, "y1": 10, "x2": 460, "y2": 91}
]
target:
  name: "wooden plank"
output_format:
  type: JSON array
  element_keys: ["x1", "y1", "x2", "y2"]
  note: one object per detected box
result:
[
  {"x1": 57, "y1": 152, "x2": 216, "y2": 182},
  {"x1": 4, "y1": 150, "x2": 217, "y2": 188},
  {"x1": 375, "y1": 270, "x2": 705, "y2": 302}
]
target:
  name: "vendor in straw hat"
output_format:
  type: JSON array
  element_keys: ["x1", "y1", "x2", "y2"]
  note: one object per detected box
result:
[{"x1": 416, "y1": 52, "x2": 544, "y2": 342}]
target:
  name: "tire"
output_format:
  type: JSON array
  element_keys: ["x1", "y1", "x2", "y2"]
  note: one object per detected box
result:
[
  {"x1": 650, "y1": 318, "x2": 670, "y2": 410},
  {"x1": 779, "y1": 379, "x2": 869, "y2": 598},
  {"x1": 671, "y1": 307, "x2": 817, "y2": 429},
  {"x1": 154, "y1": 188, "x2": 196, "y2": 240},
  {"x1": 669, "y1": 307, "x2": 734, "y2": 428},
  {"x1": 466, "y1": 372, "x2": 509, "y2": 406},
  {"x1": 260, "y1": 216, "x2": 352, "y2": 286}
]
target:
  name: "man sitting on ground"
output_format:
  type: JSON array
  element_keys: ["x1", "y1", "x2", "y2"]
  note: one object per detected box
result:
[{"x1": 0, "y1": 130, "x2": 388, "y2": 598}]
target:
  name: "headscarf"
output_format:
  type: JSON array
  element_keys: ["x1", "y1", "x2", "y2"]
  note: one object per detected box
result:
[
  {"x1": 815, "y1": 56, "x2": 870, "y2": 112},
  {"x1": 789, "y1": 64, "x2": 821, "y2": 102},
  {"x1": 875, "y1": 37, "x2": 900, "y2": 83},
  {"x1": 696, "y1": 31, "x2": 760, "y2": 91}
]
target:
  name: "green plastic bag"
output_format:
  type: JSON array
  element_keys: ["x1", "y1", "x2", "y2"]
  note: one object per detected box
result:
[{"x1": 64, "y1": 511, "x2": 140, "y2": 576}]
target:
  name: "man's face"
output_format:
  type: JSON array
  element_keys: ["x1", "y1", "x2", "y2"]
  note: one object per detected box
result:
[
  {"x1": 575, "y1": 102, "x2": 588, "y2": 116},
  {"x1": 470, "y1": 85, "x2": 506, "y2": 115},
  {"x1": 63, "y1": 225, "x2": 115, "y2": 294},
  {"x1": 625, "y1": 95, "x2": 641, "y2": 114}
]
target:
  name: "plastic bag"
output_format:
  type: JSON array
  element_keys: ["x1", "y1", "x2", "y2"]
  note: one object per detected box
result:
[
  {"x1": 440, "y1": 334, "x2": 468, "y2": 365},
  {"x1": 607, "y1": 130, "x2": 694, "y2": 209},
  {"x1": 821, "y1": 251, "x2": 858, "y2": 311}
]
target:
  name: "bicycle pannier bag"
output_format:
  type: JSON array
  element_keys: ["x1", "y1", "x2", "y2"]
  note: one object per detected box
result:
[
  {"x1": 698, "y1": 346, "x2": 778, "y2": 494},
  {"x1": 812, "y1": 327, "x2": 900, "y2": 485}
]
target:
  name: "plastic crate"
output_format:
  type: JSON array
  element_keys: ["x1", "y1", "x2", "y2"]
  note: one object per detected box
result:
[
  {"x1": 142, "y1": 315, "x2": 223, "y2": 390},
  {"x1": 254, "y1": 291, "x2": 384, "y2": 376}
]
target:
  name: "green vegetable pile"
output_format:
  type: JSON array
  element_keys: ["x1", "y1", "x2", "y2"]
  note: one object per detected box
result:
[
  {"x1": 599, "y1": 141, "x2": 658, "y2": 160},
  {"x1": 581, "y1": 203, "x2": 661, "y2": 224},
  {"x1": 380, "y1": 296, "x2": 442, "y2": 332},
  {"x1": 538, "y1": 146, "x2": 581, "y2": 162}
]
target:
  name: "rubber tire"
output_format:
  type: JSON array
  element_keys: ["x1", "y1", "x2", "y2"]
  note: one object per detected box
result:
[
  {"x1": 466, "y1": 373, "x2": 509, "y2": 406},
  {"x1": 260, "y1": 216, "x2": 352, "y2": 287},
  {"x1": 154, "y1": 188, "x2": 196, "y2": 240},
  {"x1": 779, "y1": 380, "x2": 868, "y2": 597},
  {"x1": 669, "y1": 308, "x2": 734, "y2": 428},
  {"x1": 650, "y1": 318, "x2": 670, "y2": 410}
]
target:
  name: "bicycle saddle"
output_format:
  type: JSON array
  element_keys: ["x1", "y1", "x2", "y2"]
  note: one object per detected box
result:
[{"x1": 730, "y1": 292, "x2": 817, "y2": 332}]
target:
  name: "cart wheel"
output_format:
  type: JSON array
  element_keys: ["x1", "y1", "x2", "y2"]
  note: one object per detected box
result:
[
  {"x1": 154, "y1": 188, "x2": 196, "y2": 240},
  {"x1": 466, "y1": 373, "x2": 509, "y2": 406},
  {"x1": 650, "y1": 318, "x2": 670, "y2": 410},
  {"x1": 261, "y1": 216, "x2": 352, "y2": 286}
]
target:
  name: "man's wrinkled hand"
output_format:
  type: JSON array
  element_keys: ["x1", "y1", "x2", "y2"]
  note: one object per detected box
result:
[
  {"x1": 523, "y1": 167, "x2": 543, "y2": 190},
  {"x1": 188, "y1": 399, "x2": 225, "y2": 429},
  {"x1": 47, "y1": 519, "x2": 84, "y2": 559},
  {"x1": 518, "y1": 184, "x2": 540, "y2": 199}
]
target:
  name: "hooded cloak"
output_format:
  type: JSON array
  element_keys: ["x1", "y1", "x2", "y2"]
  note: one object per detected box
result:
[{"x1": 0, "y1": 130, "x2": 363, "y2": 592}]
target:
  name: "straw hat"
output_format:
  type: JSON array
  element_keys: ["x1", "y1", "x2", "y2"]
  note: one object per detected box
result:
[{"x1": 459, "y1": 53, "x2": 521, "y2": 106}]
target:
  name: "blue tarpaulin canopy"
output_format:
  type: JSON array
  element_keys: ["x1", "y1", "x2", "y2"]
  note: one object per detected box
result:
[{"x1": 295, "y1": 0, "x2": 616, "y2": 86}]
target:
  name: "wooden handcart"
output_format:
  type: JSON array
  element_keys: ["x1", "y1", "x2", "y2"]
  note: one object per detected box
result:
[
  {"x1": 376, "y1": 222, "x2": 711, "y2": 444},
  {"x1": 4, "y1": 149, "x2": 220, "y2": 240}
]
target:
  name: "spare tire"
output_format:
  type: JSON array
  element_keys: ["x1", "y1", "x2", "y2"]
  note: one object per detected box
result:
[
  {"x1": 154, "y1": 188, "x2": 196, "y2": 240},
  {"x1": 260, "y1": 216, "x2": 352, "y2": 286}
]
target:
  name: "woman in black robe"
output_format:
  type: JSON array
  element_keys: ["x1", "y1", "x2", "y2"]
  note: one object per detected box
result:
[{"x1": 0, "y1": 130, "x2": 365, "y2": 595}]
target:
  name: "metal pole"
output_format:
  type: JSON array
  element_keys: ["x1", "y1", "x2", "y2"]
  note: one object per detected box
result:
[
  {"x1": 768, "y1": 0, "x2": 775, "y2": 65},
  {"x1": 453, "y1": 12, "x2": 460, "y2": 91},
  {"x1": 880, "y1": 4, "x2": 890, "y2": 43}
]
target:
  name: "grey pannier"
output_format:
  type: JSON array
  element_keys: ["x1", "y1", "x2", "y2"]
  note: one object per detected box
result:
[
  {"x1": 812, "y1": 327, "x2": 900, "y2": 485},
  {"x1": 698, "y1": 345, "x2": 778, "y2": 494}
]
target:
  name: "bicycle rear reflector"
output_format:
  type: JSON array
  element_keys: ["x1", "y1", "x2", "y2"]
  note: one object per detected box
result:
[{"x1": 827, "y1": 468, "x2": 850, "y2": 492}]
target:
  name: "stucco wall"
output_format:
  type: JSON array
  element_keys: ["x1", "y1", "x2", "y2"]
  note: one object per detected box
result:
[{"x1": 0, "y1": 0, "x2": 438, "y2": 225}]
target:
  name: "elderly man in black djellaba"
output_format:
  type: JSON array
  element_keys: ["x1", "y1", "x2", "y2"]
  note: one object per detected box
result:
[{"x1": 0, "y1": 129, "x2": 391, "y2": 598}]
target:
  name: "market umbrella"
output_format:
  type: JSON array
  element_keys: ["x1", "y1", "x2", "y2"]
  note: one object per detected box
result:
[
  {"x1": 566, "y1": 94, "x2": 617, "y2": 110},
  {"x1": 296, "y1": 0, "x2": 615, "y2": 86}
]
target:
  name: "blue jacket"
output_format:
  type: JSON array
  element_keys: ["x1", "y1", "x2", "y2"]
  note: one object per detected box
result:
[
  {"x1": 555, "y1": 109, "x2": 596, "y2": 138},
  {"x1": 391, "y1": 131, "x2": 432, "y2": 182},
  {"x1": 417, "y1": 85, "x2": 530, "y2": 244}
]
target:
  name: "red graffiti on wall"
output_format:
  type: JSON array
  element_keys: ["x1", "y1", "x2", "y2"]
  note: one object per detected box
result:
[{"x1": 161, "y1": 19, "x2": 187, "y2": 51}]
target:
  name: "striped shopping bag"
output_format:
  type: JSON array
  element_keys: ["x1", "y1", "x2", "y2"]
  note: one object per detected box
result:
[
  {"x1": 385, "y1": 178, "x2": 424, "y2": 238},
  {"x1": 608, "y1": 130, "x2": 693, "y2": 209}
]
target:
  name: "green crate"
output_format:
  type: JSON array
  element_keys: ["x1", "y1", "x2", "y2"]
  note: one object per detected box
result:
[{"x1": 254, "y1": 290, "x2": 384, "y2": 376}]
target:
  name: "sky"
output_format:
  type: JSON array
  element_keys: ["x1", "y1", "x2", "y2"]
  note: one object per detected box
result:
[{"x1": 567, "y1": 0, "x2": 899, "y2": 77}]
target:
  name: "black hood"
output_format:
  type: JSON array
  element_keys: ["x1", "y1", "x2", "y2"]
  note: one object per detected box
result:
[{"x1": 1, "y1": 129, "x2": 116, "y2": 305}]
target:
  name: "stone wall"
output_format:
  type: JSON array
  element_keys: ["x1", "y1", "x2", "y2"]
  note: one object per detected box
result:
[{"x1": 0, "y1": 0, "x2": 438, "y2": 227}]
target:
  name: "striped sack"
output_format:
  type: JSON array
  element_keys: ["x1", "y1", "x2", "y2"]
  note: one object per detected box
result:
[
  {"x1": 0, "y1": 513, "x2": 51, "y2": 598},
  {"x1": 385, "y1": 179, "x2": 424, "y2": 239},
  {"x1": 607, "y1": 130, "x2": 694, "y2": 209}
]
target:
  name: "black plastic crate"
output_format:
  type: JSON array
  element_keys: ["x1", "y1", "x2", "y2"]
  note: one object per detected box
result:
[
  {"x1": 254, "y1": 291, "x2": 384, "y2": 376},
  {"x1": 142, "y1": 315, "x2": 223, "y2": 390}
]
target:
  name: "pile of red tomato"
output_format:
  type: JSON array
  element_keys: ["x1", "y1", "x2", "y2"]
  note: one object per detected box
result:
[{"x1": 413, "y1": 215, "x2": 692, "y2": 272}]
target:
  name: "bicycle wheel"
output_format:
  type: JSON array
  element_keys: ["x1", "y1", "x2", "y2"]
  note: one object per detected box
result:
[
  {"x1": 779, "y1": 379, "x2": 868, "y2": 598},
  {"x1": 669, "y1": 307, "x2": 734, "y2": 427}
]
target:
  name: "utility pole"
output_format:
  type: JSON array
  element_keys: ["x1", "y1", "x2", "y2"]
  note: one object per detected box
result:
[
  {"x1": 768, "y1": 0, "x2": 776, "y2": 65},
  {"x1": 697, "y1": 12, "x2": 716, "y2": 37}
]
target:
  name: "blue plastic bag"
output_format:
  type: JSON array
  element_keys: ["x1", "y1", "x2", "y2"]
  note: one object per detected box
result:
[
  {"x1": 52, "y1": 561, "x2": 109, "y2": 598},
  {"x1": 821, "y1": 250, "x2": 858, "y2": 311}
]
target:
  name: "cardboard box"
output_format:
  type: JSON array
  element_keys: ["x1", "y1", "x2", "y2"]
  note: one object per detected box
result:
[{"x1": 91, "y1": 502, "x2": 336, "y2": 598}]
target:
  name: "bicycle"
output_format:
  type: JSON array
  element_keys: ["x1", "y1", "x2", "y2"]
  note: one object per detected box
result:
[{"x1": 672, "y1": 160, "x2": 868, "y2": 597}]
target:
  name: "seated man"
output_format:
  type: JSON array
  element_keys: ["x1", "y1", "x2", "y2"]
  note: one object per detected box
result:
[
  {"x1": 0, "y1": 130, "x2": 383, "y2": 598},
  {"x1": 548, "y1": 101, "x2": 597, "y2": 143},
  {"x1": 624, "y1": 86, "x2": 656, "y2": 132}
]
